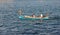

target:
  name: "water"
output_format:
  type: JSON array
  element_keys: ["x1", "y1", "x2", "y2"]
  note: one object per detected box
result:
[{"x1": 0, "y1": 0, "x2": 60, "y2": 35}]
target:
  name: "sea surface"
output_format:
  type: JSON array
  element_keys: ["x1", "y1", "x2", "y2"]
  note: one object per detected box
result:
[{"x1": 0, "y1": 0, "x2": 60, "y2": 35}]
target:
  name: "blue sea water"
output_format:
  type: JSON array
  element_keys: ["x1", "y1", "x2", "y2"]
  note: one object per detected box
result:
[{"x1": 0, "y1": 0, "x2": 60, "y2": 35}]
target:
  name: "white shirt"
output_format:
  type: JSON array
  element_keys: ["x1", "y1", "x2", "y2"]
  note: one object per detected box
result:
[{"x1": 40, "y1": 14, "x2": 43, "y2": 18}]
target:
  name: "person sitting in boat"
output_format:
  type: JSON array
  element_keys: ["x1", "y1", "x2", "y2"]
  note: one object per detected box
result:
[
  {"x1": 32, "y1": 13, "x2": 36, "y2": 18},
  {"x1": 40, "y1": 14, "x2": 43, "y2": 18},
  {"x1": 40, "y1": 13, "x2": 48, "y2": 18}
]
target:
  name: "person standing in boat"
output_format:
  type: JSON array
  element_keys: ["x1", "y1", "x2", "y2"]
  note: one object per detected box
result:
[{"x1": 18, "y1": 9, "x2": 22, "y2": 16}]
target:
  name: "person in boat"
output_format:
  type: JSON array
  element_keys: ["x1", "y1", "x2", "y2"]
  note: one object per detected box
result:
[
  {"x1": 32, "y1": 13, "x2": 44, "y2": 18},
  {"x1": 40, "y1": 13, "x2": 48, "y2": 18},
  {"x1": 40, "y1": 14, "x2": 43, "y2": 18},
  {"x1": 32, "y1": 13, "x2": 36, "y2": 18}
]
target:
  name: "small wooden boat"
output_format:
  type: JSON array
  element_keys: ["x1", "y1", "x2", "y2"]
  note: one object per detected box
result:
[
  {"x1": 19, "y1": 15, "x2": 49, "y2": 20},
  {"x1": 18, "y1": 9, "x2": 49, "y2": 20}
]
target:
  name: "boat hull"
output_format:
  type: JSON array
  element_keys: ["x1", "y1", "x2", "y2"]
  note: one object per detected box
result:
[{"x1": 19, "y1": 16, "x2": 49, "y2": 20}]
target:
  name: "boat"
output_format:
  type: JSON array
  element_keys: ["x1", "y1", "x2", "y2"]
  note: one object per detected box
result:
[
  {"x1": 18, "y1": 9, "x2": 49, "y2": 20},
  {"x1": 19, "y1": 15, "x2": 49, "y2": 20}
]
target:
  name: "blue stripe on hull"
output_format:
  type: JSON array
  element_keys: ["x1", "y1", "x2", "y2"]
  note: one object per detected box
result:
[{"x1": 19, "y1": 16, "x2": 49, "y2": 20}]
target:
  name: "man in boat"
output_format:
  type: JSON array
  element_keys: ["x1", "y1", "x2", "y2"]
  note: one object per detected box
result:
[
  {"x1": 40, "y1": 13, "x2": 48, "y2": 18},
  {"x1": 32, "y1": 13, "x2": 36, "y2": 18},
  {"x1": 40, "y1": 14, "x2": 43, "y2": 18}
]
